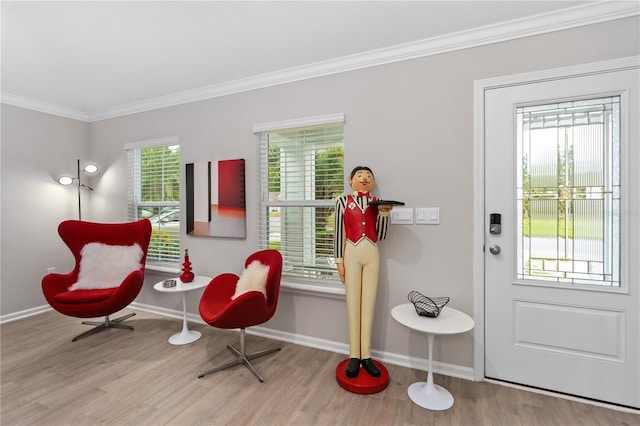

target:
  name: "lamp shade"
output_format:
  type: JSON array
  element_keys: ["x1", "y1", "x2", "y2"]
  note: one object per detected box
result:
[
  {"x1": 58, "y1": 176, "x2": 74, "y2": 185},
  {"x1": 83, "y1": 163, "x2": 98, "y2": 173}
]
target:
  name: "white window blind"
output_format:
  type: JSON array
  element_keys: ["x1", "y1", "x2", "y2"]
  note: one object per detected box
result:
[
  {"x1": 256, "y1": 116, "x2": 344, "y2": 281},
  {"x1": 126, "y1": 137, "x2": 181, "y2": 264}
]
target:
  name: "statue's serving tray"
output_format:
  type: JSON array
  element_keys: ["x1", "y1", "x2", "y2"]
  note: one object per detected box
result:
[{"x1": 369, "y1": 200, "x2": 405, "y2": 206}]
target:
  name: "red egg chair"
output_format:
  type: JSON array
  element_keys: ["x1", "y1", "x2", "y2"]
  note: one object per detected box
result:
[
  {"x1": 198, "y1": 249, "x2": 283, "y2": 382},
  {"x1": 42, "y1": 219, "x2": 152, "y2": 341}
]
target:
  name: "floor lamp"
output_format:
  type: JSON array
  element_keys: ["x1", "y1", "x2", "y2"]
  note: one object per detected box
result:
[{"x1": 57, "y1": 159, "x2": 99, "y2": 220}]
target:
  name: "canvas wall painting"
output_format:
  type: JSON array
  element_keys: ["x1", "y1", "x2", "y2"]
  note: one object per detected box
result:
[{"x1": 186, "y1": 159, "x2": 246, "y2": 238}]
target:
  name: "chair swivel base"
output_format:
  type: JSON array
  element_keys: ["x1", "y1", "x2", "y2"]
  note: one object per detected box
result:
[
  {"x1": 198, "y1": 344, "x2": 281, "y2": 382},
  {"x1": 72, "y1": 312, "x2": 136, "y2": 342},
  {"x1": 198, "y1": 329, "x2": 280, "y2": 382}
]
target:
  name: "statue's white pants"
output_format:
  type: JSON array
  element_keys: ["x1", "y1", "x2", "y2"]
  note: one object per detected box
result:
[{"x1": 344, "y1": 239, "x2": 379, "y2": 359}]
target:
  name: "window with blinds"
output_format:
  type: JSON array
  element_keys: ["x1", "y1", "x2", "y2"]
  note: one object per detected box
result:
[
  {"x1": 255, "y1": 115, "x2": 344, "y2": 281},
  {"x1": 125, "y1": 137, "x2": 181, "y2": 264}
]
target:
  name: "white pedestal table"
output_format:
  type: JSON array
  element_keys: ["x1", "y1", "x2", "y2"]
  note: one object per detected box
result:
[
  {"x1": 153, "y1": 276, "x2": 211, "y2": 345},
  {"x1": 391, "y1": 303, "x2": 475, "y2": 410}
]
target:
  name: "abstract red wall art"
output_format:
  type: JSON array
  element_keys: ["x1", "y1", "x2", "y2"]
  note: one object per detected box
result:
[{"x1": 186, "y1": 159, "x2": 246, "y2": 238}]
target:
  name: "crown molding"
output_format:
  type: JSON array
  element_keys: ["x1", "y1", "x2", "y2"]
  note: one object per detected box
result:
[
  {"x1": 0, "y1": 92, "x2": 90, "y2": 122},
  {"x1": 2, "y1": 1, "x2": 638, "y2": 122},
  {"x1": 87, "y1": 1, "x2": 639, "y2": 121}
]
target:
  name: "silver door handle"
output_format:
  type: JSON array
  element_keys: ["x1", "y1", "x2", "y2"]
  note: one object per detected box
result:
[{"x1": 489, "y1": 244, "x2": 501, "y2": 255}]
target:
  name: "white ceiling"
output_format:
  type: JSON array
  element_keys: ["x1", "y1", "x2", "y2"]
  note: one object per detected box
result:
[{"x1": 2, "y1": 1, "x2": 637, "y2": 121}]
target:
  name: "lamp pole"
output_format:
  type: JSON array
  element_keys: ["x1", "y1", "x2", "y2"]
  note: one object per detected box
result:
[
  {"x1": 76, "y1": 159, "x2": 82, "y2": 220},
  {"x1": 57, "y1": 159, "x2": 97, "y2": 221},
  {"x1": 76, "y1": 159, "x2": 96, "y2": 220}
]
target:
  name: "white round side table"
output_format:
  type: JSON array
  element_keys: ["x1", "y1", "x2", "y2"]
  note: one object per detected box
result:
[
  {"x1": 153, "y1": 276, "x2": 211, "y2": 345},
  {"x1": 391, "y1": 303, "x2": 474, "y2": 410}
]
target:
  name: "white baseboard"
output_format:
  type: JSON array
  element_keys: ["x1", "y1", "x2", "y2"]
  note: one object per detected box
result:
[
  {"x1": 131, "y1": 301, "x2": 189, "y2": 321},
  {"x1": 1, "y1": 302, "x2": 474, "y2": 382},
  {"x1": 131, "y1": 302, "x2": 476, "y2": 382},
  {"x1": 0, "y1": 305, "x2": 52, "y2": 324}
]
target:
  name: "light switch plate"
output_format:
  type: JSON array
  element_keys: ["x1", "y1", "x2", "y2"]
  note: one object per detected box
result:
[
  {"x1": 415, "y1": 207, "x2": 439, "y2": 225},
  {"x1": 391, "y1": 207, "x2": 413, "y2": 224}
]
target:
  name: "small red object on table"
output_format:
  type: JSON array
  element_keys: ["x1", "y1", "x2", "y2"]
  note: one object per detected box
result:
[{"x1": 179, "y1": 249, "x2": 194, "y2": 283}]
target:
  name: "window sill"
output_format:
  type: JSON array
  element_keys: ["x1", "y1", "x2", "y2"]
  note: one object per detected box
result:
[
  {"x1": 143, "y1": 265, "x2": 345, "y2": 299},
  {"x1": 280, "y1": 278, "x2": 345, "y2": 300},
  {"x1": 145, "y1": 263, "x2": 180, "y2": 275}
]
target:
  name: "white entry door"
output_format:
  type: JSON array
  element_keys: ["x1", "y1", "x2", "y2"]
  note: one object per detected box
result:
[{"x1": 484, "y1": 64, "x2": 639, "y2": 408}]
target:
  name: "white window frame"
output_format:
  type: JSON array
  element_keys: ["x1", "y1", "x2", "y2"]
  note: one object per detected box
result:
[
  {"x1": 254, "y1": 114, "x2": 346, "y2": 297},
  {"x1": 124, "y1": 136, "x2": 181, "y2": 272}
]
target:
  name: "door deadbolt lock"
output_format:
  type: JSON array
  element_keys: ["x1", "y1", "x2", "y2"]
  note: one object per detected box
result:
[
  {"x1": 490, "y1": 213, "x2": 501, "y2": 234},
  {"x1": 489, "y1": 244, "x2": 501, "y2": 255}
]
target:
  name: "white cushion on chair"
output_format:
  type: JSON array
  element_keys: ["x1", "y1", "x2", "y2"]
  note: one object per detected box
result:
[
  {"x1": 69, "y1": 242, "x2": 143, "y2": 291},
  {"x1": 232, "y1": 260, "x2": 270, "y2": 300}
]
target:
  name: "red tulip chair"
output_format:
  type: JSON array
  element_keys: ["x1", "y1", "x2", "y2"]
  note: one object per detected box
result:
[
  {"x1": 198, "y1": 249, "x2": 282, "y2": 382},
  {"x1": 42, "y1": 219, "x2": 152, "y2": 341}
]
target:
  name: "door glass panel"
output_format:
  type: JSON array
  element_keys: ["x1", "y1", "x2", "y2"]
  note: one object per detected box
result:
[{"x1": 516, "y1": 97, "x2": 620, "y2": 287}]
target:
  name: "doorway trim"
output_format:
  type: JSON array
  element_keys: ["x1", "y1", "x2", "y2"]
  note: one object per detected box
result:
[{"x1": 472, "y1": 56, "x2": 640, "y2": 381}]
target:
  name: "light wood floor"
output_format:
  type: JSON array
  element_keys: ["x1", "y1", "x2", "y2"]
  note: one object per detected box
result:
[{"x1": 1, "y1": 309, "x2": 638, "y2": 426}]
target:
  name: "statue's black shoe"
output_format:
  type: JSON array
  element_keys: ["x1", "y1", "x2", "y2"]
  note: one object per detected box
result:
[
  {"x1": 361, "y1": 358, "x2": 381, "y2": 377},
  {"x1": 346, "y1": 358, "x2": 360, "y2": 378}
]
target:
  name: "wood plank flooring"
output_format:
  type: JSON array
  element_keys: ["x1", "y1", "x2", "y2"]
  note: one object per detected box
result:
[{"x1": 1, "y1": 309, "x2": 638, "y2": 425}]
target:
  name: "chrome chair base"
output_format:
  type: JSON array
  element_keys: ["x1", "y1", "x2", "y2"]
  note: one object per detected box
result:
[
  {"x1": 72, "y1": 313, "x2": 136, "y2": 342},
  {"x1": 198, "y1": 328, "x2": 281, "y2": 382}
]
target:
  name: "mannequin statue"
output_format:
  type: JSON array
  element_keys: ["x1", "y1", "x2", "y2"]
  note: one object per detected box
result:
[{"x1": 334, "y1": 166, "x2": 392, "y2": 378}]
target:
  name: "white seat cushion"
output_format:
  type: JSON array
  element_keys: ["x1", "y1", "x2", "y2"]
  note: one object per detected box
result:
[
  {"x1": 69, "y1": 242, "x2": 143, "y2": 291},
  {"x1": 231, "y1": 260, "x2": 270, "y2": 300}
]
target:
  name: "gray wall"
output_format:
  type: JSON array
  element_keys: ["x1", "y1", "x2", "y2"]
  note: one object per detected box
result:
[
  {"x1": 1, "y1": 106, "x2": 90, "y2": 315},
  {"x1": 2, "y1": 16, "x2": 638, "y2": 370}
]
